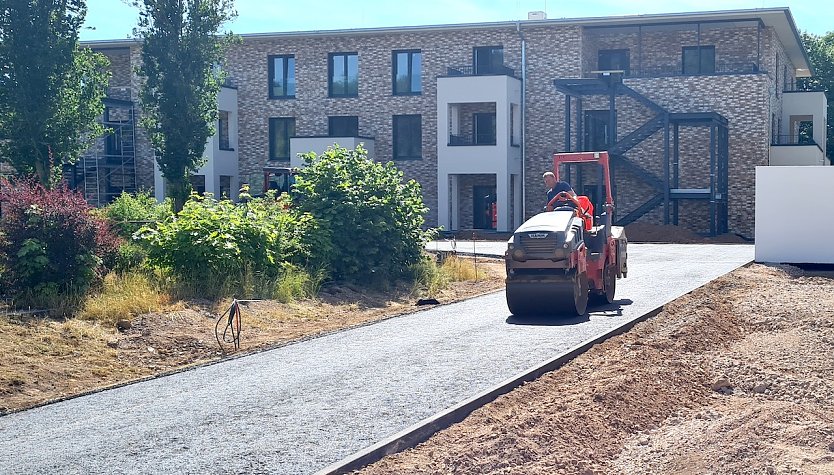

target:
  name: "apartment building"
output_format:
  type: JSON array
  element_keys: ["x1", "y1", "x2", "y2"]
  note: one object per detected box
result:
[{"x1": 79, "y1": 7, "x2": 826, "y2": 237}]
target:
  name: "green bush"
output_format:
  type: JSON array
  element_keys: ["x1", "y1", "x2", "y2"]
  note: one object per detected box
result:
[
  {"x1": 137, "y1": 191, "x2": 321, "y2": 297},
  {"x1": 101, "y1": 191, "x2": 172, "y2": 239},
  {"x1": 294, "y1": 145, "x2": 431, "y2": 282}
]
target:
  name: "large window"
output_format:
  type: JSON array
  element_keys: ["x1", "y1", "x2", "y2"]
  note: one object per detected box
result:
[
  {"x1": 393, "y1": 50, "x2": 421, "y2": 95},
  {"x1": 393, "y1": 115, "x2": 422, "y2": 160},
  {"x1": 328, "y1": 116, "x2": 359, "y2": 137},
  {"x1": 268, "y1": 55, "x2": 295, "y2": 99},
  {"x1": 474, "y1": 46, "x2": 504, "y2": 75},
  {"x1": 474, "y1": 113, "x2": 496, "y2": 145},
  {"x1": 598, "y1": 49, "x2": 630, "y2": 75},
  {"x1": 682, "y1": 46, "x2": 715, "y2": 75},
  {"x1": 218, "y1": 110, "x2": 231, "y2": 150},
  {"x1": 329, "y1": 52, "x2": 359, "y2": 97},
  {"x1": 269, "y1": 117, "x2": 296, "y2": 161}
]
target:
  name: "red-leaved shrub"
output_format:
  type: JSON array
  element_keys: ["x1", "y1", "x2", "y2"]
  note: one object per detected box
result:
[{"x1": 0, "y1": 178, "x2": 119, "y2": 302}]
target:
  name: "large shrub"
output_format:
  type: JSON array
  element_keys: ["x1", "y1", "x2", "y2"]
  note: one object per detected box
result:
[
  {"x1": 101, "y1": 191, "x2": 172, "y2": 239},
  {"x1": 294, "y1": 145, "x2": 431, "y2": 282},
  {"x1": 0, "y1": 178, "x2": 119, "y2": 303},
  {"x1": 137, "y1": 191, "x2": 323, "y2": 295}
]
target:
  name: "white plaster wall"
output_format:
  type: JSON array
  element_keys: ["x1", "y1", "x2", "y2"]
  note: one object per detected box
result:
[
  {"x1": 781, "y1": 90, "x2": 828, "y2": 156},
  {"x1": 289, "y1": 137, "x2": 375, "y2": 168},
  {"x1": 755, "y1": 166, "x2": 834, "y2": 263},
  {"x1": 769, "y1": 145, "x2": 827, "y2": 166}
]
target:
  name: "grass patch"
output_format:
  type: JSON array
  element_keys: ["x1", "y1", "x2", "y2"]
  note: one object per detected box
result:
[
  {"x1": 440, "y1": 255, "x2": 488, "y2": 282},
  {"x1": 79, "y1": 272, "x2": 169, "y2": 326}
]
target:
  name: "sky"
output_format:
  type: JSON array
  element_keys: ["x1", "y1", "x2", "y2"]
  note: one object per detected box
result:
[{"x1": 81, "y1": 0, "x2": 832, "y2": 41}]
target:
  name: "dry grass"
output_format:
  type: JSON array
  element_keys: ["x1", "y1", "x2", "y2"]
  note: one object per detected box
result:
[
  {"x1": 440, "y1": 255, "x2": 490, "y2": 282},
  {"x1": 78, "y1": 272, "x2": 170, "y2": 326}
]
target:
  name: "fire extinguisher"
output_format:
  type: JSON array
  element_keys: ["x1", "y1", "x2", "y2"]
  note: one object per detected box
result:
[{"x1": 490, "y1": 202, "x2": 497, "y2": 229}]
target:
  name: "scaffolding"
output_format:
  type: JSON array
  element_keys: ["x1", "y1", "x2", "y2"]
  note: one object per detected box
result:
[{"x1": 79, "y1": 98, "x2": 138, "y2": 206}]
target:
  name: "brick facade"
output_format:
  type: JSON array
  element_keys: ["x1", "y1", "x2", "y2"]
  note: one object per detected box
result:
[{"x1": 87, "y1": 11, "x2": 813, "y2": 238}]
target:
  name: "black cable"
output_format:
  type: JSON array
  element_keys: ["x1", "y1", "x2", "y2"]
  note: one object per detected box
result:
[{"x1": 215, "y1": 299, "x2": 242, "y2": 352}]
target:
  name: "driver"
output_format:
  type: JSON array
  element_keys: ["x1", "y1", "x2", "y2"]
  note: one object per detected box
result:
[{"x1": 543, "y1": 171, "x2": 576, "y2": 211}]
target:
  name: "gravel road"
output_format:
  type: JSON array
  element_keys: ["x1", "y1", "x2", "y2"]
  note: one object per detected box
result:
[{"x1": 0, "y1": 244, "x2": 752, "y2": 474}]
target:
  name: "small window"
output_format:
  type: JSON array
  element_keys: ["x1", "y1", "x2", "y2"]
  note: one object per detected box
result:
[
  {"x1": 268, "y1": 55, "x2": 295, "y2": 99},
  {"x1": 474, "y1": 113, "x2": 496, "y2": 145},
  {"x1": 269, "y1": 117, "x2": 296, "y2": 161},
  {"x1": 682, "y1": 46, "x2": 715, "y2": 75},
  {"x1": 189, "y1": 175, "x2": 206, "y2": 195},
  {"x1": 328, "y1": 116, "x2": 359, "y2": 137},
  {"x1": 393, "y1": 115, "x2": 422, "y2": 160},
  {"x1": 474, "y1": 46, "x2": 504, "y2": 75},
  {"x1": 598, "y1": 49, "x2": 630, "y2": 76},
  {"x1": 511, "y1": 104, "x2": 521, "y2": 147},
  {"x1": 218, "y1": 111, "x2": 231, "y2": 150},
  {"x1": 393, "y1": 50, "x2": 421, "y2": 95},
  {"x1": 219, "y1": 175, "x2": 232, "y2": 199},
  {"x1": 329, "y1": 52, "x2": 359, "y2": 97}
]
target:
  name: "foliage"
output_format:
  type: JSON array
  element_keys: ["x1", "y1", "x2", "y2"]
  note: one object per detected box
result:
[
  {"x1": 134, "y1": 0, "x2": 237, "y2": 211},
  {"x1": 136, "y1": 191, "x2": 321, "y2": 297},
  {"x1": 293, "y1": 145, "x2": 431, "y2": 282},
  {"x1": 440, "y1": 254, "x2": 485, "y2": 281},
  {"x1": 101, "y1": 191, "x2": 173, "y2": 238},
  {"x1": 799, "y1": 31, "x2": 834, "y2": 162},
  {"x1": 0, "y1": 0, "x2": 110, "y2": 186},
  {"x1": 0, "y1": 178, "x2": 119, "y2": 309}
]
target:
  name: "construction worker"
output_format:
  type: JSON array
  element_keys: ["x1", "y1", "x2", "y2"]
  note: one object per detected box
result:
[{"x1": 543, "y1": 171, "x2": 576, "y2": 211}]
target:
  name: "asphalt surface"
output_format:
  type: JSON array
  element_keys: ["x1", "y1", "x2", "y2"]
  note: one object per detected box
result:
[{"x1": 0, "y1": 244, "x2": 752, "y2": 474}]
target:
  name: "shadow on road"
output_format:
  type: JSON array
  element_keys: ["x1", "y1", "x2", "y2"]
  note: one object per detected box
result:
[
  {"x1": 588, "y1": 298, "x2": 634, "y2": 317},
  {"x1": 504, "y1": 298, "x2": 634, "y2": 326}
]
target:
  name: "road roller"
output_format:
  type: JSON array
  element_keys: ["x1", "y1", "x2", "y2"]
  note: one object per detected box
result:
[{"x1": 505, "y1": 151, "x2": 627, "y2": 316}]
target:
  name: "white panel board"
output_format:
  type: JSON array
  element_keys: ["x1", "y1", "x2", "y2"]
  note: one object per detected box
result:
[{"x1": 755, "y1": 166, "x2": 834, "y2": 263}]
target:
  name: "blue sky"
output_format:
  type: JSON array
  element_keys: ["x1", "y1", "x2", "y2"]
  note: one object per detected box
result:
[{"x1": 82, "y1": 0, "x2": 831, "y2": 41}]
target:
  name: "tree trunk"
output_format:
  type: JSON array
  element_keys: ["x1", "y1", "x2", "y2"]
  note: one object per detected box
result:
[
  {"x1": 34, "y1": 158, "x2": 51, "y2": 188},
  {"x1": 166, "y1": 176, "x2": 190, "y2": 213}
]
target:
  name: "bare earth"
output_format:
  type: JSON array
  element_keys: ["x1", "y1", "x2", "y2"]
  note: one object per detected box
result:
[
  {"x1": 0, "y1": 259, "x2": 506, "y2": 414},
  {"x1": 360, "y1": 264, "x2": 834, "y2": 475}
]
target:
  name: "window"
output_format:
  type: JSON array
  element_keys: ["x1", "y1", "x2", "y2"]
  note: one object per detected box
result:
[
  {"x1": 393, "y1": 50, "x2": 421, "y2": 95},
  {"x1": 598, "y1": 49, "x2": 630, "y2": 75},
  {"x1": 474, "y1": 113, "x2": 496, "y2": 145},
  {"x1": 269, "y1": 117, "x2": 296, "y2": 161},
  {"x1": 218, "y1": 110, "x2": 231, "y2": 150},
  {"x1": 219, "y1": 175, "x2": 232, "y2": 199},
  {"x1": 511, "y1": 104, "x2": 521, "y2": 147},
  {"x1": 682, "y1": 46, "x2": 715, "y2": 75},
  {"x1": 393, "y1": 115, "x2": 422, "y2": 160},
  {"x1": 328, "y1": 116, "x2": 359, "y2": 137},
  {"x1": 474, "y1": 46, "x2": 504, "y2": 75},
  {"x1": 189, "y1": 175, "x2": 206, "y2": 195},
  {"x1": 268, "y1": 55, "x2": 295, "y2": 99},
  {"x1": 329, "y1": 52, "x2": 359, "y2": 97}
]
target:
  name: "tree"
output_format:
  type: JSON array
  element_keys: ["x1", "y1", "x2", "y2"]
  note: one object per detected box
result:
[
  {"x1": 134, "y1": 0, "x2": 236, "y2": 212},
  {"x1": 0, "y1": 0, "x2": 110, "y2": 186},
  {"x1": 799, "y1": 31, "x2": 834, "y2": 163}
]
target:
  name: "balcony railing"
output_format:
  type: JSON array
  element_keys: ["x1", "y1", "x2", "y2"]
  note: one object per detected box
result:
[
  {"x1": 449, "y1": 132, "x2": 496, "y2": 146},
  {"x1": 446, "y1": 65, "x2": 516, "y2": 78},
  {"x1": 582, "y1": 62, "x2": 765, "y2": 79},
  {"x1": 772, "y1": 135, "x2": 818, "y2": 146}
]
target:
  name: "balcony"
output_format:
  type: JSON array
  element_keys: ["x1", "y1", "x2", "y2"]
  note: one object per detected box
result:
[
  {"x1": 445, "y1": 64, "x2": 517, "y2": 78},
  {"x1": 582, "y1": 62, "x2": 763, "y2": 79},
  {"x1": 289, "y1": 136, "x2": 375, "y2": 167},
  {"x1": 770, "y1": 136, "x2": 828, "y2": 166}
]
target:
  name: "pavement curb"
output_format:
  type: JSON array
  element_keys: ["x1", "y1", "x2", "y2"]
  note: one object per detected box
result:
[{"x1": 316, "y1": 259, "x2": 755, "y2": 474}]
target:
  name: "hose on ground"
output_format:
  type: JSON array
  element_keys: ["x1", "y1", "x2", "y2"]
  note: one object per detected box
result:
[{"x1": 215, "y1": 299, "x2": 242, "y2": 353}]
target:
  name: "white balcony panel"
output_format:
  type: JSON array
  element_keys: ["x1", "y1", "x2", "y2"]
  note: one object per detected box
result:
[{"x1": 290, "y1": 136, "x2": 375, "y2": 168}]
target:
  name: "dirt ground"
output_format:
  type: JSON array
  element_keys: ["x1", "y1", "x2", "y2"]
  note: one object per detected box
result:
[
  {"x1": 360, "y1": 264, "x2": 834, "y2": 475},
  {"x1": 0, "y1": 259, "x2": 506, "y2": 414}
]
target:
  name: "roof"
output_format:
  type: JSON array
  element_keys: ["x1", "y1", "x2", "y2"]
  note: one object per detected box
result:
[{"x1": 82, "y1": 7, "x2": 812, "y2": 76}]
